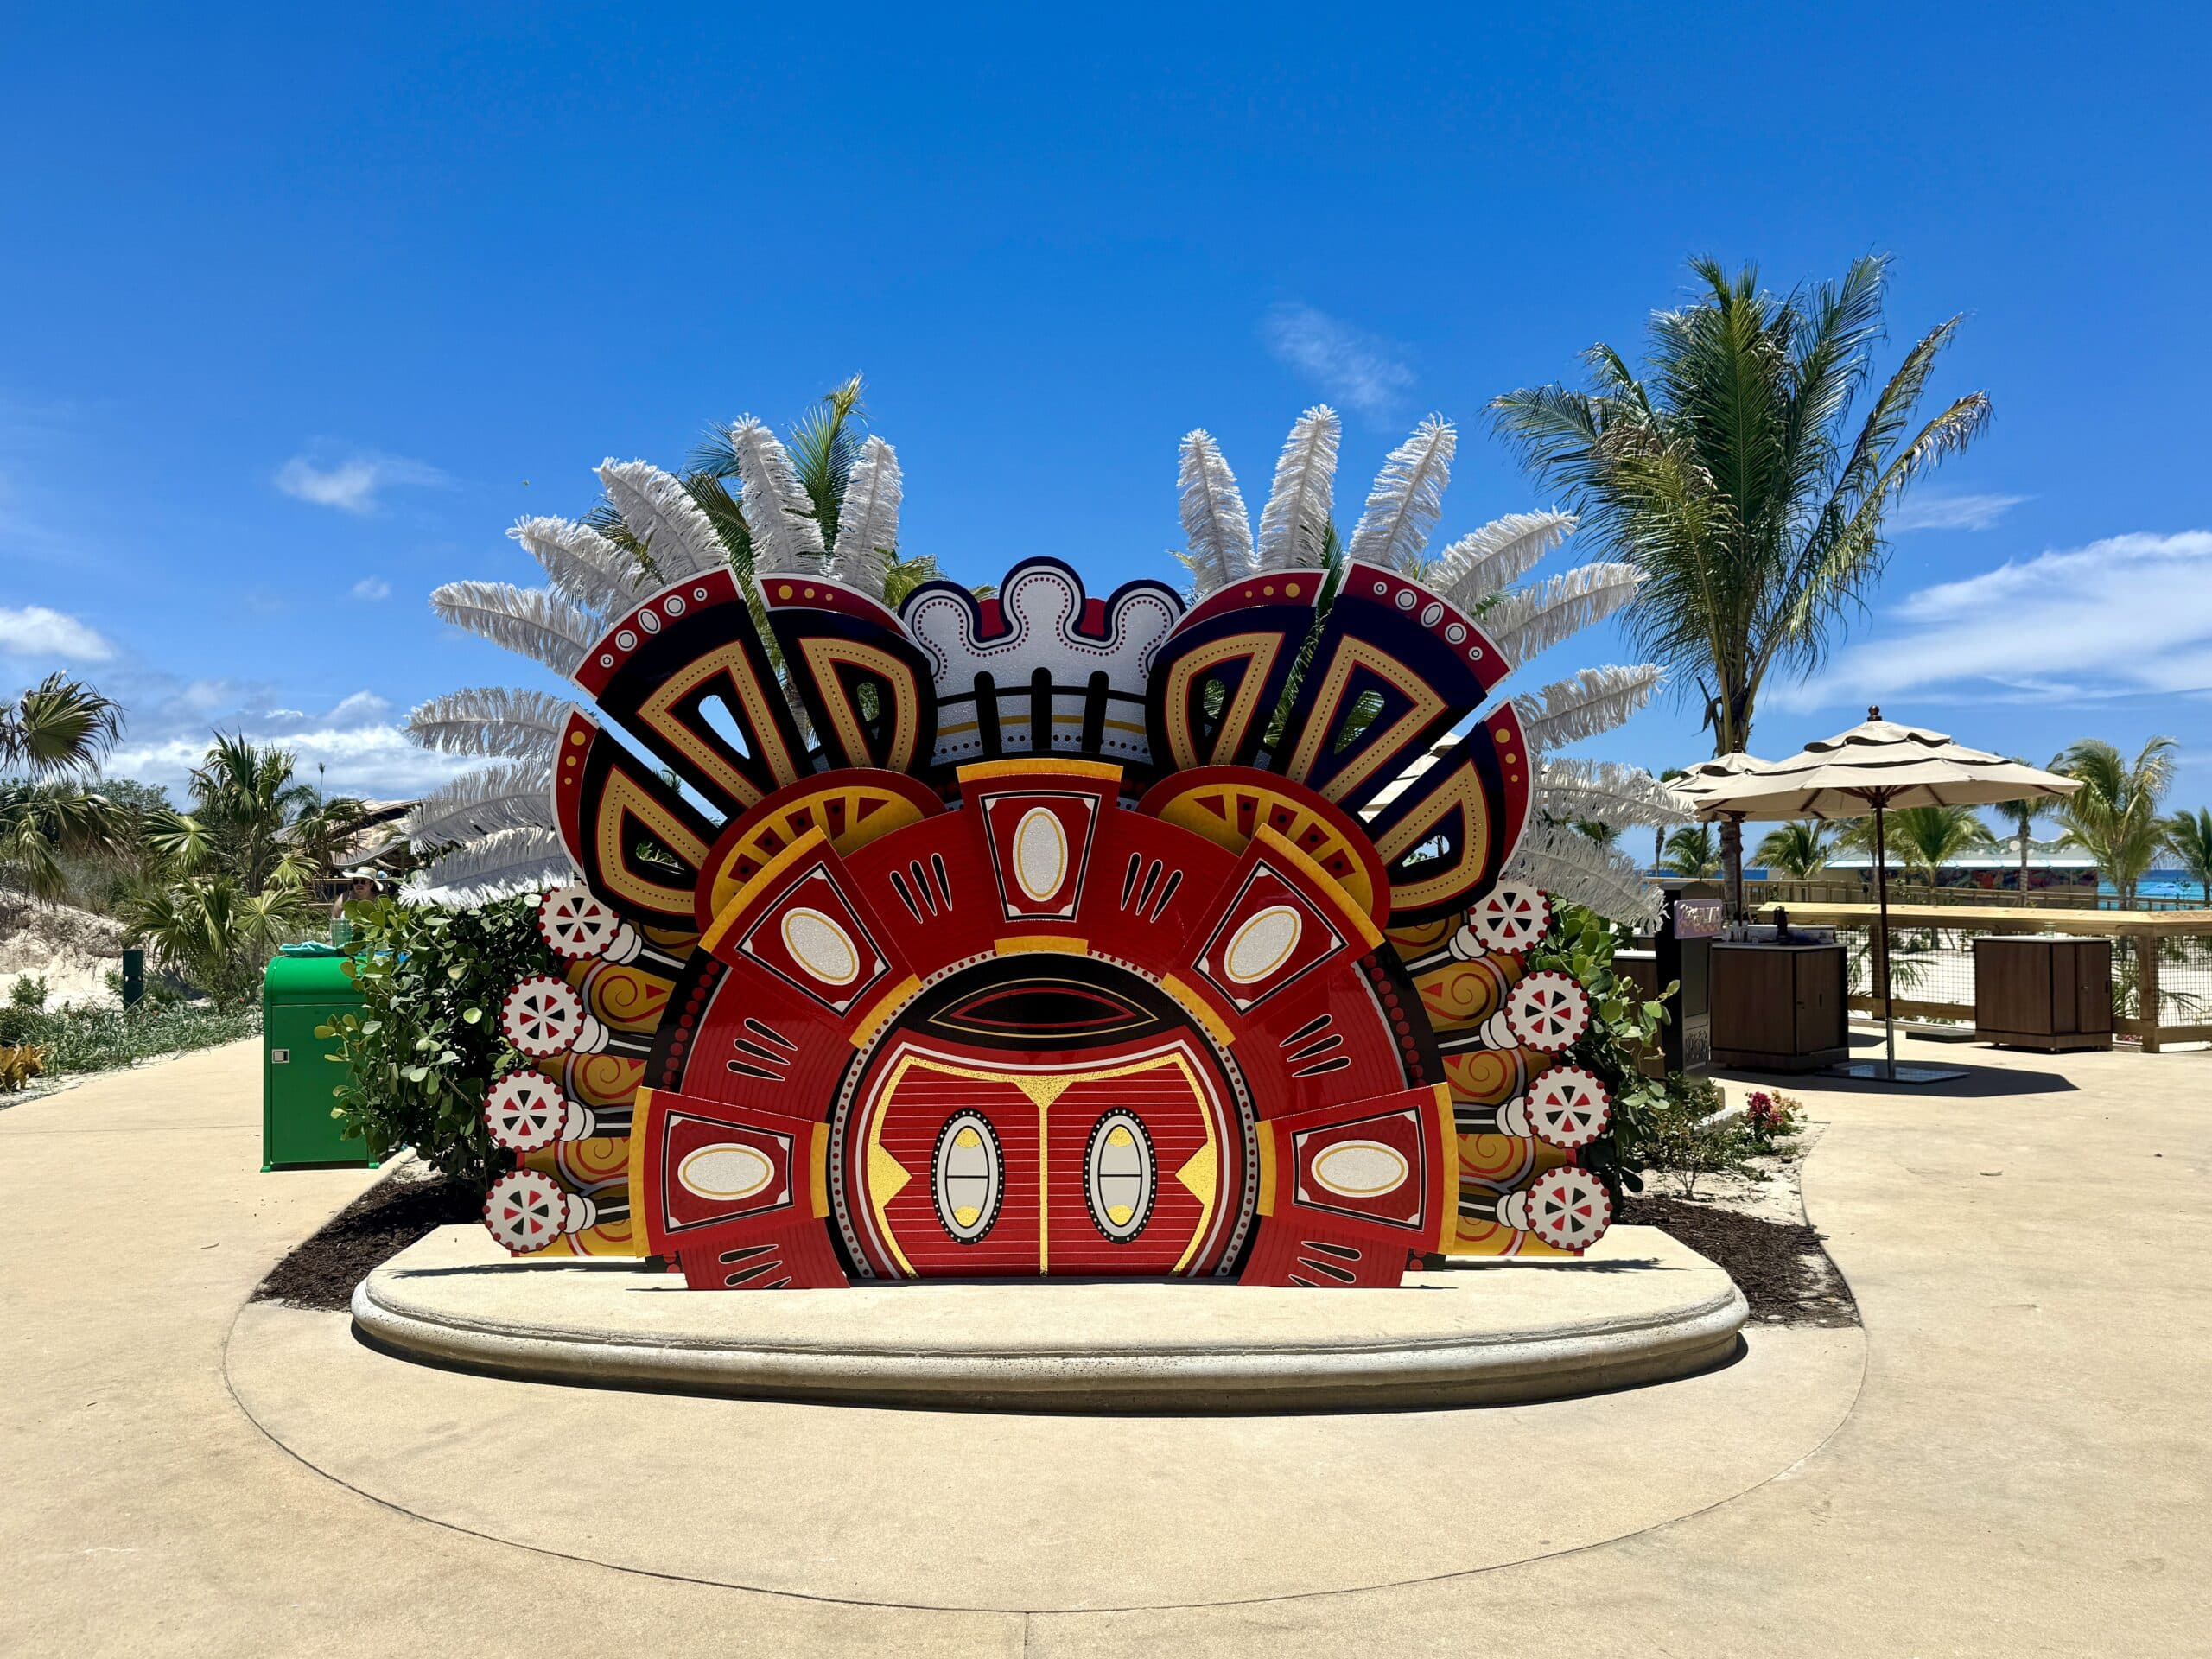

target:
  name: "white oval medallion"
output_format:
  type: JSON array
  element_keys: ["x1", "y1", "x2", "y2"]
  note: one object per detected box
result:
[
  {"x1": 1221, "y1": 903, "x2": 1303, "y2": 984},
  {"x1": 1011, "y1": 806, "x2": 1069, "y2": 902},
  {"x1": 677, "y1": 1141, "x2": 777, "y2": 1202},
  {"x1": 933, "y1": 1112, "x2": 1002, "y2": 1243},
  {"x1": 1310, "y1": 1138, "x2": 1409, "y2": 1198},
  {"x1": 1084, "y1": 1111, "x2": 1154, "y2": 1242},
  {"x1": 779, "y1": 906, "x2": 859, "y2": 985}
]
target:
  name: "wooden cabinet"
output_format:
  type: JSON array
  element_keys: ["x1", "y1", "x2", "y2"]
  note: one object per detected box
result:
[
  {"x1": 1708, "y1": 943, "x2": 1848, "y2": 1073},
  {"x1": 1974, "y1": 936, "x2": 2113, "y2": 1051}
]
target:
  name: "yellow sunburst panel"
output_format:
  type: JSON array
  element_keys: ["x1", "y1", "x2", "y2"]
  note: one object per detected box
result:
[
  {"x1": 1414, "y1": 953, "x2": 1522, "y2": 1031},
  {"x1": 701, "y1": 775, "x2": 936, "y2": 923},
  {"x1": 1150, "y1": 778, "x2": 1387, "y2": 921}
]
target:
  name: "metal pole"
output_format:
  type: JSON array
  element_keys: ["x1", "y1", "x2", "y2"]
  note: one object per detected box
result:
[{"x1": 1872, "y1": 795, "x2": 1895, "y2": 1079}]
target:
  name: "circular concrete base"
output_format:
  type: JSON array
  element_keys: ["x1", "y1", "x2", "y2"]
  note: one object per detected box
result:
[{"x1": 353, "y1": 1224, "x2": 1746, "y2": 1412}]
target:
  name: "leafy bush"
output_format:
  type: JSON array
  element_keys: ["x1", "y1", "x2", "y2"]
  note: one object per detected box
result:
[
  {"x1": 10, "y1": 974, "x2": 47, "y2": 1010},
  {"x1": 0, "y1": 1000, "x2": 260, "y2": 1075},
  {"x1": 1639, "y1": 1078, "x2": 1755, "y2": 1199},
  {"x1": 1742, "y1": 1088, "x2": 1802, "y2": 1152},
  {"x1": 1525, "y1": 902, "x2": 1675, "y2": 1205},
  {"x1": 321, "y1": 893, "x2": 560, "y2": 1193}
]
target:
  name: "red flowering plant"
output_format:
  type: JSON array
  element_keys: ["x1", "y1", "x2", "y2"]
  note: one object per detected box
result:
[{"x1": 1741, "y1": 1089, "x2": 1801, "y2": 1152}]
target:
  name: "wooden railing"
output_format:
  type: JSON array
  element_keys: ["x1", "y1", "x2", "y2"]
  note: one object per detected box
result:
[
  {"x1": 1746, "y1": 877, "x2": 2209, "y2": 912},
  {"x1": 1749, "y1": 900, "x2": 2212, "y2": 1052}
]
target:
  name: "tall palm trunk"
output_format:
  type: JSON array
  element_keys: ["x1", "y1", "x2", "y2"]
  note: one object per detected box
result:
[{"x1": 1719, "y1": 817, "x2": 1745, "y2": 918}]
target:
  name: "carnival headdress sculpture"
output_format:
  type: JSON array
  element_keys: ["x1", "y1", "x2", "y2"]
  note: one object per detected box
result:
[{"x1": 409, "y1": 404, "x2": 1688, "y2": 1287}]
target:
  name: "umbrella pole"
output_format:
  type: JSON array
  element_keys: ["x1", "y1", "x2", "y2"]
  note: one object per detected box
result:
[{"x1": 1873, "y1": 798, "x2": 1896, "y2": 1080}]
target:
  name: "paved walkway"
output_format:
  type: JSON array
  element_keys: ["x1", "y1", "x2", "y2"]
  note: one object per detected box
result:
[{"x1": 3, "y1": 1034, "x2": 2206, "y2": 1654}]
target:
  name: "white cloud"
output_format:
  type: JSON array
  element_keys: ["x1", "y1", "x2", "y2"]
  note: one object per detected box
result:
[
  {"x1": 1261, "y1": 302, "x2": 1415, "y2": 417},
  {"x1": 104, "y1": 687, "x2": 471, "y2": 801},
  {"x1": 1889, "y1": 491, "x2": 2030, "y2": 533},
  {"x1": 350, "y1": 576, "x2": 392, "y2": 601},
  {"x1": 0, "y1": 604, "x2": 115, "y2": 661},
  {"x1": 275, "y1": 450, "x2": 447, "y2": 514},
  {"x1": 1775, "y1": 531, "x2": 2212, "y2": 712}
]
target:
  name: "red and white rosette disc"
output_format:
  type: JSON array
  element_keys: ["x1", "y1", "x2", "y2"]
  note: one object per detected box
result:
[
  {"x1": 483, "y1": 1071, "x2": 570, "y2": 1153},
  {"x1": 1524, "y1": 1065, "x2": 1612, "y2": 1150},
  {"x1": 500, "y1": 975, "x2": 585, "y2": 1058},
  {"x1": 1505, "y1": 969, "x2": 1591, "y2": 1052},
  {"x1": 538, "y1": 884, "x2": 621, "y2": 962},
  {"x1": 1520, "y1": 1166, "x2": 1612, "y2": 1252},
  {"x1": 1470, "y1": 886, "x2": 1552, "y2": 957},
  {"x1": 483, "y1": 1169, "x2": 570, "y2": 1255}
]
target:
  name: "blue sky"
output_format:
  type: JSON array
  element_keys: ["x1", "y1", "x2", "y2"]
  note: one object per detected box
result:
[{"x1": 4, "y1": 3, "x2": 2209, "y2": 804}]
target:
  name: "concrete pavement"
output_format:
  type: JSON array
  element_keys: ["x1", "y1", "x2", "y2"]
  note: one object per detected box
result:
[{"x1": 3, "y1": 1034, "x2": 2207, "y2": 1654}]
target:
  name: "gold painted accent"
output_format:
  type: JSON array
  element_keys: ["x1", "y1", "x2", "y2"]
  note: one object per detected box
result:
[
  {"x1": 809, "y1": 1122, "x2": 831, "y2": 1218},
  {"x1": 1429, "y1": 1084, "x2": 1458, "y2": 1254},
  {"x1": 1250, "y1": 824, "x2": 1386, "y2": 948},
  {"x1": 630, "y1": 1086, "x2": 654, "y2": 1244},
  {"x1": 699, "y1": 826, "x2": 830, "y2": 957},
  {"x1": 957, "y1": 756, "x2": 1123, "y2": 785},
  {"x1": 797, "y1": 636, "x2": 923, "y2": 772},
  {"x1": 1160, "y1": 974, "x2": 1236, "y2": 1048},
  {"x1": 994, "y1": 934, "x2": 1090, "y2": 956},
  {"x1": 1255, "y1": 1122, "x2": 1277, "y2": 1216},
  {"x1": 594, "y1": 771, "x2": 712, "y2": 918},
  {"x1": 1370, "y1": 760, "x2": 1496, "y2": 914},
  {"x1": 636, "y1": 640, "x2": 790, "y2": 805},
  {"x1": 847, "y1": 974, "x2": 921, "y2": 1049},
  {"x1": 1153, "y1": 780, "x2": 1382, "y2": 921},
  {"x1": 1175, "y1": 1139, "x2": 1216, "y2": 1200},
  {"x1": 704, "y1": 779, "x2": 930, "y2": 922},
  {"x1": 1158, "y1": 631, "x2": 1281, "y2": 769},
  {"x1": 1281, "y1": 635, "x2": 1447, "y2": 804},
  {"x1": 864, "y1": 1135, "x2": 916, "y2": 1275}
]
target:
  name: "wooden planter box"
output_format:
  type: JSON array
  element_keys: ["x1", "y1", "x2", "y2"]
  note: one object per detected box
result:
[
  {"x1": 1708, "y1": 943, "x2": 1849, "y2": 1073},
  {"x1": 1973, "y1": 936, "x2": 2113, "y2": 1051}
]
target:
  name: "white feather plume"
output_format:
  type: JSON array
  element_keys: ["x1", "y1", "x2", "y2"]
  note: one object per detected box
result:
[
  {"x1": 1504, "y1": 823, "x2": 1664, "y2": 930},
  {"x1": 1481, "y1": 563, "x2": 1643, "y2": 663},
  {"x1": 1512, "y1": 664, "x2": 1665, "y2": 752},
  {"x1": 1536, "y1": 759, "x2": 1695, "y2": 830},
  {"x1": 1253, "y1": 405, "x2": 1339, "y2": 572},
  {"x1": 1421, "y1": 511, "x2": 1576, "y2": 610},
  {"x1": 829, "y1": 434, "x2": 901, "y2": 598},
  {"x1": 429, "y1": 581, "x2": 600, "y2": 675},
  {"x1": 404, "y1": 686, "x2": 575, "y2": 762},
  {"x1": 1347, "y1": 415, "x2": 1455, "y2": 572},
  {"x1": 406, "y1": 763, "x2": 556, "y2": 847},
  {"x1": 417, "y1": 824, "x2": 574, "y2": 896},
  {"x1": 727, "y1": 416, "x2": 826, "y2": 573},
  {"x1": 510, "y1": 516, "x2": 652, "y2": 620},
  {"x1": 595, "y1": 460, "x2": 727, "y2": 582},
  {"x1": 1176, "y1": 429, "x2": 1255, "y2": 596}
]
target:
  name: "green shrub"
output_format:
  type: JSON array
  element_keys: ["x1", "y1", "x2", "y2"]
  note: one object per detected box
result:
[
  {"x1": 10, "y1": 974, "x2": 48, "y2": 1010},
  {"x1": 1639, "y1": 1077, "x2": 1755, "y2": 1199},
  {"x1": 321, "y1": 893, "x2": 560, "y2": 1193},
  {"x1": 0, "y1": 1001, "x2": 260, "y2": 1075},
  {"x1": 0, "y1": 1004, "x2": 44, "y2": 1046},
  {"x1": 1524, "y1": 903, "x2": 1675, "y2": 1205}
]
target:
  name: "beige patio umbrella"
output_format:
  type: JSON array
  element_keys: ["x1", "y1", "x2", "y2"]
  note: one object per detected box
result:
[
  {"x1": 1688, "y1": 708, "x2": 2080, "y2": 1082},
  {"x1": 1670, "y1": 753, "x2": 1774, "y2": 914}
]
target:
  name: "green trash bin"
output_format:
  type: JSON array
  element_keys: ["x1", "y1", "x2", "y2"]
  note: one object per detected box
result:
[{"x1": 262, "y1": 953, "x2": 384, "y2": 1170}]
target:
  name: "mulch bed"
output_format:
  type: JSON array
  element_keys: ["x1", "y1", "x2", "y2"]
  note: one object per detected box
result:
[
  {"x1": 1624, "y1": 1194, "x2": 1859, "y2": 1327},
  {"x1": 252, "y1": 1171, "x2": 480, "y2": 1311}
]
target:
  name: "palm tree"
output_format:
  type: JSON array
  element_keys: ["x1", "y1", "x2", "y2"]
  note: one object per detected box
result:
[
  {"x1": 1660, "y1": 823, "x2": 1722, "y2": 878},
  {"x1": 2164, "y1": 808, "x2": 2212, "y2": 906},
  {"x1": 2054, "y1": 737, "x2": 2177, "y2": 907},
  {"x1": 123, "y1": 874, "x2": 317, "y2": 1005},
  {"x1": 155, "y1": 734, "x2": 340, "y2": 895},
  {"x1": 1754, "y1": 820, "x2": 1832, "y2": 880},
  {"x1": 1492, "y1": 256, "x2": 1991, "y2": 916},
  {"x1": 0, "y1": 672, "x2": 124, "y2": 776},
  {"x1": 1992, "y1": 772, "x2": 2056, "y2": 898},
  {"x1": 0, "y1": 675, "x2": 129, "y2": 904},
  {"x1": 1845, "y1": 804, "x2": 1995, "y2": 891}
]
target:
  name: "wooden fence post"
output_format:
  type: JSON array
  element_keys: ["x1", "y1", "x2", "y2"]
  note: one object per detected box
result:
[{"x1": 2134, "y1": 925, "x2": 2162, "y2": 1053}]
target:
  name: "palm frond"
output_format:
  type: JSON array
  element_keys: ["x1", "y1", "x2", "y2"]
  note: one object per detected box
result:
[
  {"x1": 1420, "y1": 511, "x2": 1576, "y2": 610},
  {"x1": 404, "y1": 686, "x2": 575, "y2": 762},
  {"x1": 1481, "y1": 563, "x2": 1642, "y2": 664},
  {"x1": 510, "y1": 516, "x2": 653, "y2": 620},
  {"x1": 1176, "y1": 429, "x2": 1254, "y2": 596},
  {"x1": 1510, "y1": 664, "x2": 1664, "y2": 750},
  {"x1": 1253, "y1": 405, "x2": 1339, "y2": 572},
  {"x1": 2, "y1": 673, "x2": 125, "y2": 776},
  {"x1": 1536, "y1": 758, "x2": 1694, "y2": 829},
  {"x1": 727, "y1": 416, "x2": 828, "y2": 573},
  {"x1": 595, "y1": 460, "x2": 728, "y2": 582},
  {"x1": 1347, "y1": 414, "x2": 1455, "y2": 571},
  {"x1": 829, "y1": 435, "x2": 901, "y2": 599},
  {"x1": 429, "y1": 581, "x2": 600, "y2": 675},
  {"x1": 406, "y1": 764, "x2": 555, "y2": 846}
]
